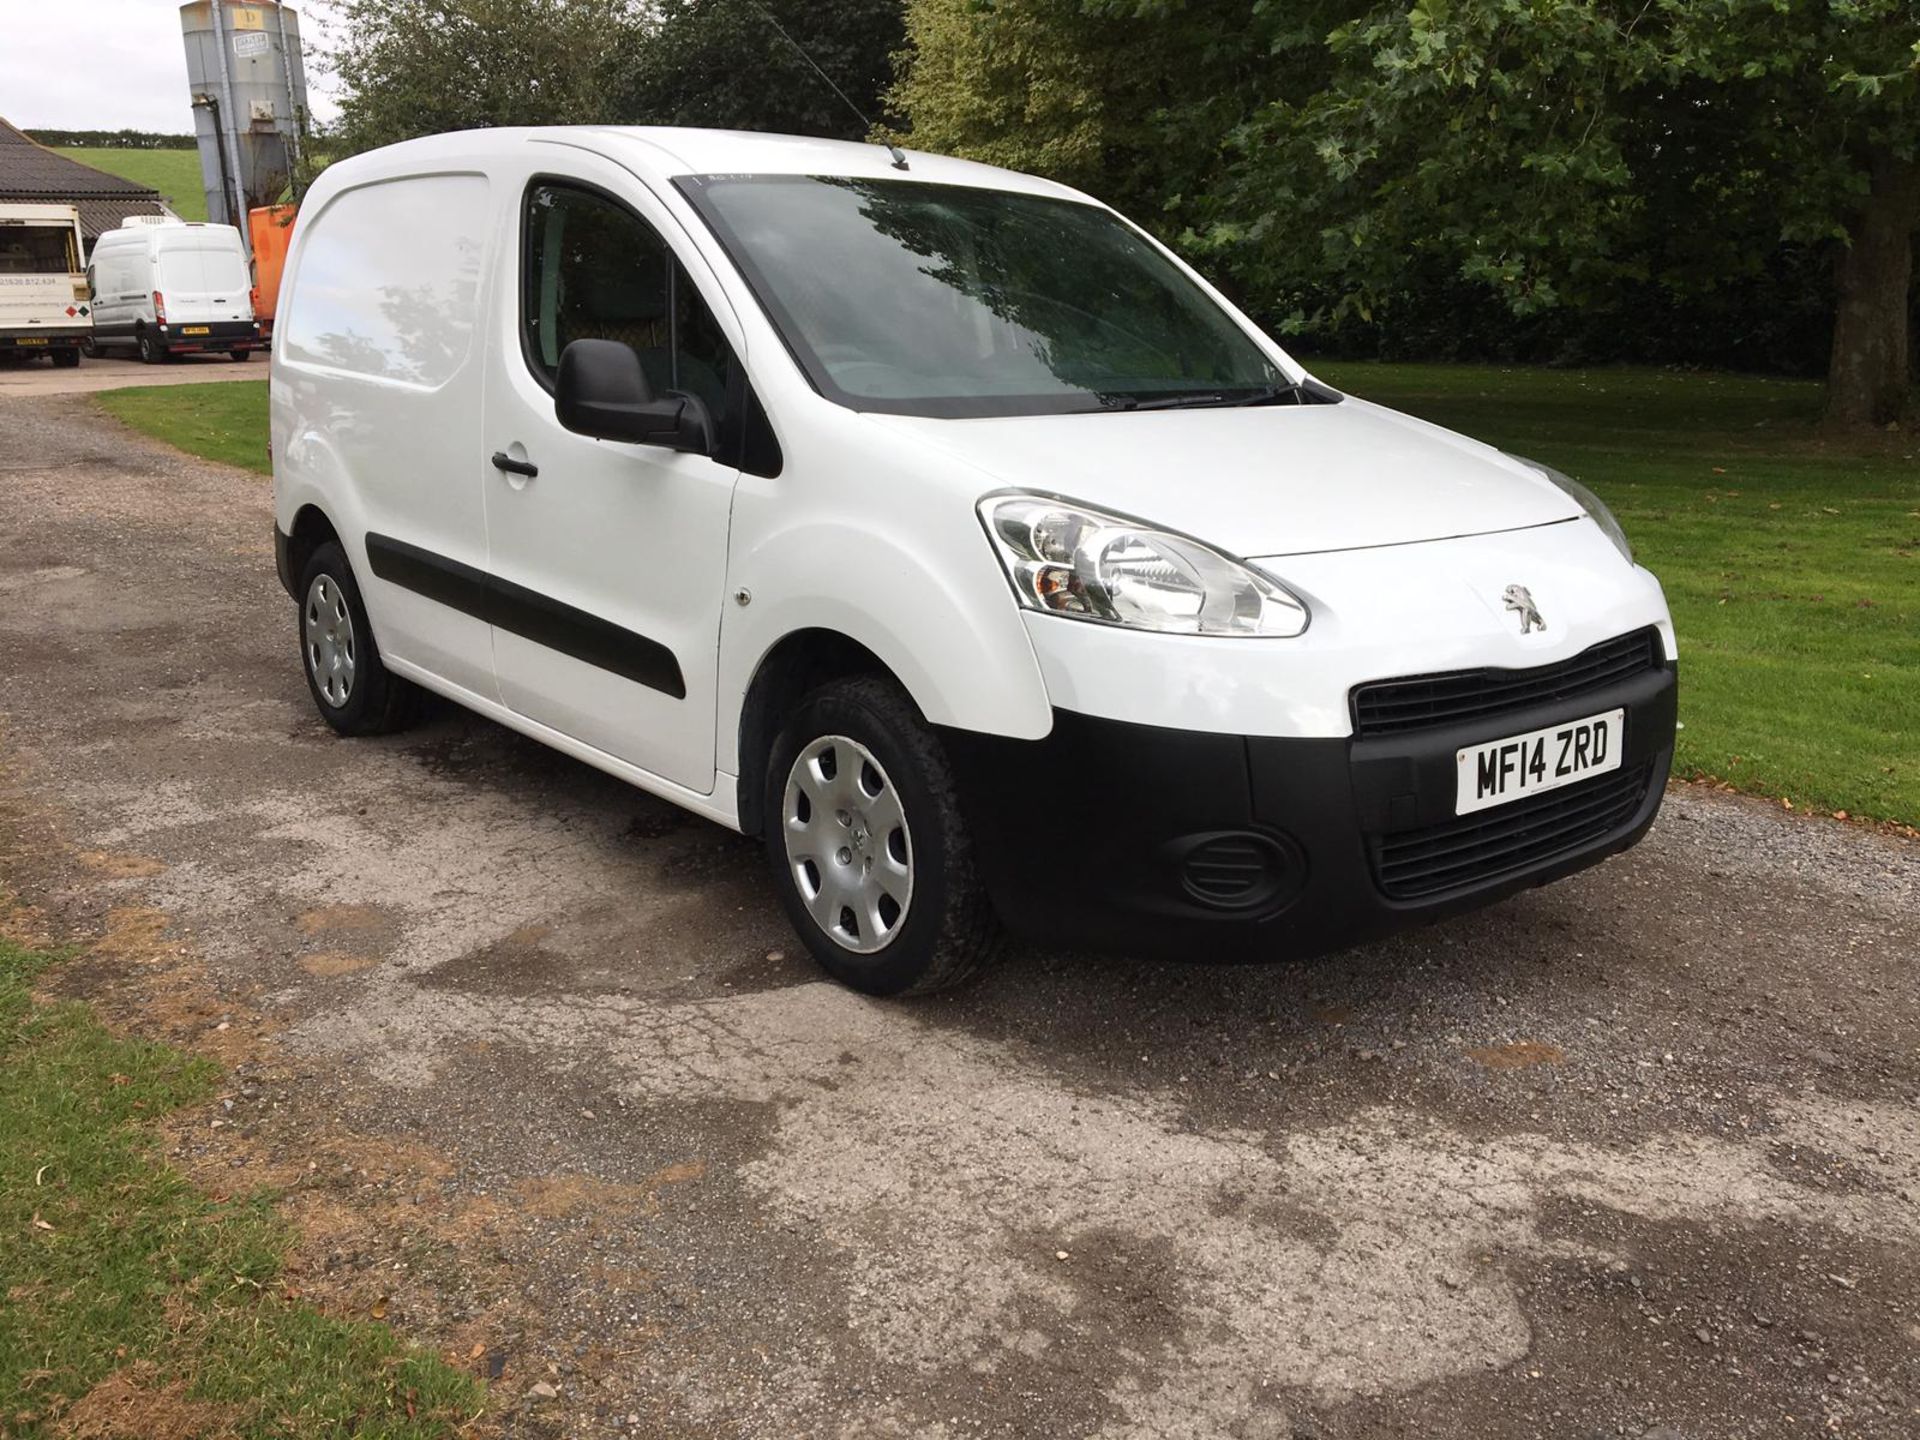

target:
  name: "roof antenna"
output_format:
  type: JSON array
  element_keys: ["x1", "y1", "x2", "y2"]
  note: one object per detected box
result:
[{"x1": 742, "y1": 0, "x2": 910, "y2": 171}]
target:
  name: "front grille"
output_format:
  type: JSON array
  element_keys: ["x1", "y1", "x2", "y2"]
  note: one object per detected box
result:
[
  {"x1": 1372, "y1": 764, "x2": 1653, "y2": 900},
  {"x1": 1353, "y1": 629, "x2": 1661, "y2": 738}
]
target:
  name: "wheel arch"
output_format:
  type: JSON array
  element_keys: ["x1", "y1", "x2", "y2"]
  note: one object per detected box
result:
[
  {"x1": 283, "y1": 502, "x2": 343, "y2": 596},
  {"x1": 734, "y1": 627, "x2": 893, "y2": 837}
]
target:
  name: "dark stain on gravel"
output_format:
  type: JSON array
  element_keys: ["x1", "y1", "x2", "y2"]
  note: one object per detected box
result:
[{"x1": 1308, "y1": 1201, "x2": 1920, "y2": 1439}]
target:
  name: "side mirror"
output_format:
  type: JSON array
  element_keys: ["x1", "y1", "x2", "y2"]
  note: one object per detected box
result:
[{"x1": 554, "y1": 338, "x2": 713, "y2": 454}]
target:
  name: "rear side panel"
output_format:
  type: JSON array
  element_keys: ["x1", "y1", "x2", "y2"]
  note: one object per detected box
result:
[{"x1": 273, "y1": 167, "x2": 499, "y2": 699}]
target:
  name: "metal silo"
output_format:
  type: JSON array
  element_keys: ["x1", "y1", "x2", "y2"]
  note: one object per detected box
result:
[{"x1": 180, "y1": 0, "x2": 310, "y2": 261}]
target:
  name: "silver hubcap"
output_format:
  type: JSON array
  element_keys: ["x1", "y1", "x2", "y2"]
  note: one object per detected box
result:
[
  {"x1": 304, "y1": 574, "x2": 356, "y2": 708},
  {"x1": 782, "y1": 735, "x2": 913, "y2": 954}
]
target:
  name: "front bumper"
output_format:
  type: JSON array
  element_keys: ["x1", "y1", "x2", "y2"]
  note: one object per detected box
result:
[{"x1": 941, "y1": 653, "x2": 1677, "y2": 961}]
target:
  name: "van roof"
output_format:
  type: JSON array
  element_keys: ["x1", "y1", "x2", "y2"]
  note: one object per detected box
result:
[
  {"x1": 325, "y1": 126, "x2": 1095, "y2": 206},
  {"x1": 98, "y1": 221, "x2": 243, "y2": 244}
]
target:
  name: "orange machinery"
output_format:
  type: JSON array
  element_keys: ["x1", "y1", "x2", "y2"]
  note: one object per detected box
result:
[{"x1": 248, "y1": 203, "x2": 297, "y2": 338}]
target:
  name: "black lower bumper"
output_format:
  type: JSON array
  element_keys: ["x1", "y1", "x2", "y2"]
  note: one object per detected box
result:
[
  {"x1": 0, "y1": 333, "x2": 84, "y2": 351},
  {"x1": 940, "y1": 660, "x2": 1677, "y2": 962},
  {"x1": 160, "y1": 320, "x2": 260, "y2": 353}
]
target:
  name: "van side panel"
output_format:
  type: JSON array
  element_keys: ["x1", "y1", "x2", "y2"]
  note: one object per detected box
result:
[
  {"x1": 273, "y1": 171, "x2": 499, "y2": 699},
  {"x1": 85, "y1": 231, "x2": 150, "y2": 345}
]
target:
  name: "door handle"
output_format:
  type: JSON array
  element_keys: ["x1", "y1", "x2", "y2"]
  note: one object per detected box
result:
[{"x1": 491, "y1": 451, "x2": 538, "y2": 479}]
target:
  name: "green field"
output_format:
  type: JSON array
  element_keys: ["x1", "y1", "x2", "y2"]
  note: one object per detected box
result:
[
  {"x1": 56, "y1": 146, "x2": 207, "y2": 221},
  {"x1": 94, "y1": 365, "x2": 1920, "y2": 825},
  {"x1": 0, "y1": 934, "x2": 482, "y2": 1436},
  {"x1": 97, "y1": 380, "x2": 268, "y2": 473}
]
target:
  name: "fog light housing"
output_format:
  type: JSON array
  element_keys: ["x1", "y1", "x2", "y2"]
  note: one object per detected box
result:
[{"x1": 1172, "y1": 831, "x2": 1304, "y2": 913}]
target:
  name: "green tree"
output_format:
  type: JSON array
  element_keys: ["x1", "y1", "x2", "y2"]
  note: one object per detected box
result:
[
  {"x1": 622, "y1": 0, "x2": 906, "y2": 139},
  {"x1": 890, "y1": 0, "x2": 1342, "y2": 229},
  {"x1": 326, "y1": 0, "x2": 647, "y2": 154},
  {"x1": 1208, "y1": 0, "x2": 1920, "y2": 426},
  {"x1": 1659, "y1": 0, "x2": 1920, "y2": 425}
]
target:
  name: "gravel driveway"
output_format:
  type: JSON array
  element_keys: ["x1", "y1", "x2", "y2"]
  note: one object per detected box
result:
[{"x1": 2, "y1": 392, "x2": 1916, "y2": 1439}]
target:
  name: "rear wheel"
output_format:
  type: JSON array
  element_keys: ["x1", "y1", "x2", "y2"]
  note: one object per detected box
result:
[
  {"x1": 229, "y1": 348, "x2": 251, "y2": 362},
  {"x1": 137, "y1": 329, "x2": 166, "y2": 364},
  {"x1": 51, "y1": 348, "x2": 80, "y2": 368},
  {"x1": 297, "y1": 541, "x2": 422, "y2": 735},
  {"x1": 764, "y1": 676, "x2": 1001, "y2": 996}
]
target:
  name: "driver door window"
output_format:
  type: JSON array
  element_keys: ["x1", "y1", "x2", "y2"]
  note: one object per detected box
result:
[{"x1": 522, "y1": 182, "x2": 737, "y2": 435}]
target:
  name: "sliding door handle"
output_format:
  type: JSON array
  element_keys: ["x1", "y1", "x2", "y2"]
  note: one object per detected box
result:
[{"x1": 491, "y1": 451, "x2": 538, "y2": 478}]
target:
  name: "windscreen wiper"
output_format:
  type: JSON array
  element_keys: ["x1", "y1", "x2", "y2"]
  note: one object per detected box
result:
[{"x1": 1096, "y1": 381, "x2": 1304, "y2": 412}]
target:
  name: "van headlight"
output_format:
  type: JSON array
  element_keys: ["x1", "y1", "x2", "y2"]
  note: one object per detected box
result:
[
  {"x1": 1518, "y1": 457, "x2": 1633, "y2": 563},
  {"x1": 978, "y1": 494, "x2": 1309, "y2": 637}
]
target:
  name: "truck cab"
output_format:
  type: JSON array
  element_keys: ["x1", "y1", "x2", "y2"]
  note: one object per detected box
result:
[{"x1": 0, "y1": 203, "x2": 89, "y2": 367}]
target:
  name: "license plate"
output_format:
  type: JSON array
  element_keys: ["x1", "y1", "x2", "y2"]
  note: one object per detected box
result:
[
  {"x1": 181, "y1": 326, "x2": 211, "y2": 335},
  {"x1": 1456, "y1": 709, "x2": 1624, "y2": 815},
  {"x1": 15, "y1": 337, "x2": 47, "y2": 345}
]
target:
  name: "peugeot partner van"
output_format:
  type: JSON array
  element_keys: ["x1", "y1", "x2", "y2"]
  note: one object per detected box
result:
[
  {"x1": 271, "y1": 128, "x2": 1678, "y2": 996},
  {"x1": 88, "y1": 219, "x2": 261, "y2": 363}
]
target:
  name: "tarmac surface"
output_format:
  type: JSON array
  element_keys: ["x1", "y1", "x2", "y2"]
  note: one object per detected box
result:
[{"x1": 0, "y1": 347, "x2": 261, "y2": 395}]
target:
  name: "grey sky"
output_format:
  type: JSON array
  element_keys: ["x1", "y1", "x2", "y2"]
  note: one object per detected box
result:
[{"x1": 0, "y1": 0, "x2": 342, "y2": 132}]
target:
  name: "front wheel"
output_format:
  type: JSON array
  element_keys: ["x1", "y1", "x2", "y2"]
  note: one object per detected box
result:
[{"x1": 764, "y1": 676, "x2": 1002, "y2": 996}]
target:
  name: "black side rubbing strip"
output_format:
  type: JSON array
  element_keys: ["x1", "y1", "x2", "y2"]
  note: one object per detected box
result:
[
  {"x1": 364, "y1": 533, "x2": 686, "y2": 700},
  {"x1": 365, "y1": 533, "x2": 490, "y2": 619},
  {"x1": 486, "y1": 570, "x2": 686, "y2": 698}
]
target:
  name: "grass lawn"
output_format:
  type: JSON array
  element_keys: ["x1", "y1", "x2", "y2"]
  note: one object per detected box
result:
[
  {"x1": 56, "y1": 147, "x2": 207, "y2": 221},
  {"x1": 94, "y1": 363, "x2": 1919, "y2": 825},
  {"x1": 97, "y1": 380, "x2": 268, "y2": 475},
  {"x1": 0, "y1": 934, "x2": 482, "y2": 1436},
  {"x1": 1319, "y1": 362, "x2": 1919, "y2": 826}
]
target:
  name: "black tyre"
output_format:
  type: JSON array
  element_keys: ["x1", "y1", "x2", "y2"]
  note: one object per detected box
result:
[
  {"x1": 764, "y1": 675, "x2": 1002, "y2": 996},
  {"x1": 80, "y1": 335, "x2": 99, "y2": 358},
  {"x1": 51, "y1": 347, "x2": 80, "y2": 368},
  {"x1": 137, "y1": 329, "x2": 166, "y2": 364},
  {"x1": 296, "y1": 541, "x2": 422, "y2": 736},
  {"x1": 230, "y1": 348, "x2": 252, "y2": 362}
]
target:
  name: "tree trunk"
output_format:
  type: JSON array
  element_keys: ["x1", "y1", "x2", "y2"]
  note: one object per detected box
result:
[{"x1": 1826, "y1": 151, "x2": 1920, "y2": 428}]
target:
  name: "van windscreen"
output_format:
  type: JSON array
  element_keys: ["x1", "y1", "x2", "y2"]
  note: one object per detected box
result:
[{"x1": 677, "y1": 174, "x2": 1284, "y2": 419}]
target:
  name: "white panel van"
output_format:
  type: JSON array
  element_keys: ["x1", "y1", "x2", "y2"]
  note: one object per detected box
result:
[
  {"x1": 271, "y1": 128, "x2": 1678, "y2": 995},
  {"x1": 88, "y1": 220, "x2": 262, "y2": 363}
]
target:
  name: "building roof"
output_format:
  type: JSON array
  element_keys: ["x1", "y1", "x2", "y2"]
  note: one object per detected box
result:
[{"x1": 0, "y1": 118, "x2": 173, "y2": 243}]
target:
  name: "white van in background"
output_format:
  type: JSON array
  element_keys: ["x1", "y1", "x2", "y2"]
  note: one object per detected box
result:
[
  {"x1": 87, "y1": 220, "x2": 262, "y2": 363},
  {"x1": 0, "y1": 202, "x2": 89, "y2": 367}
]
